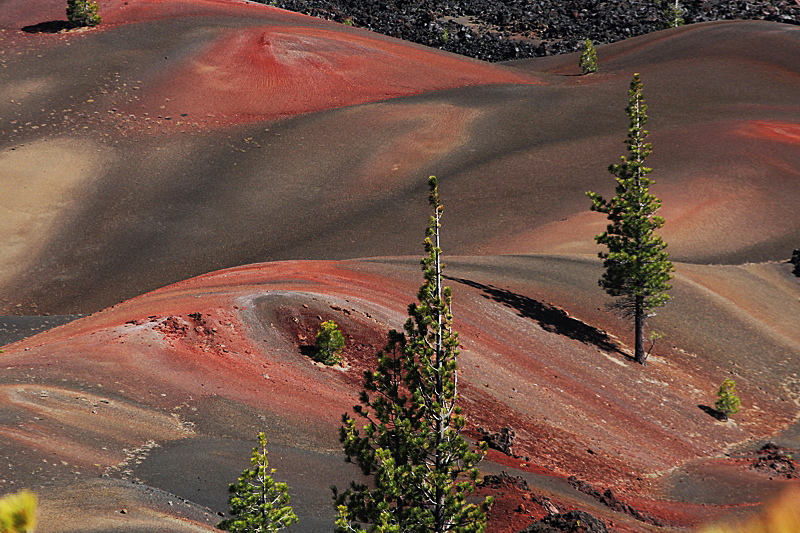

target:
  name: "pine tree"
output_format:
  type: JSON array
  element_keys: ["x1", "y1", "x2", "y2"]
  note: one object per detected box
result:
[
  {"x1": 715, "y1": 378, "x2": 741, "y2": 420},
  {"x1": 662, "y1": 0, "x2": 685, "y2": 28},
  {"x1": 66, "y1": 0, "x2": 101, "y2": 27},
  {"x1": 579, "y1": 38, "x2": 598, "y2": 75},
  {"x1": 316, "y1": 320, "x2": 345, "y2": 365},
  {"x1": 334, "y1": 176, "x2": 491, "y2": 533},
  {"x1": 219, "y1": 432, "x2": 299, "y2": 533},
  {"x1": 586, "y1": 73, "x2": 674, "y2": 365}
]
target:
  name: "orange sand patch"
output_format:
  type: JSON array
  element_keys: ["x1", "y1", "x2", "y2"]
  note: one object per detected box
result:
[
  {"x1": 353, "y1": 102, "x2": 482, "y2": 189},
  {"x1": 737, "y1": 121, "x2": 800, "y2": 145},
  {"x1": 488, "y1": 211, "x2": 601, "y2": 256}
]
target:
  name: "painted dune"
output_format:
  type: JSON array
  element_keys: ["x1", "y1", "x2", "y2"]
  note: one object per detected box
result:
[
  {"x1": 0, "y1": 3, "x2": 798, "y2": 314},
  {"x1": 0, "y1": 0, "x2": 799, "y2": 531},
  {"x1": 2, "y1": 256, "x2": 799, "y2": 532}
]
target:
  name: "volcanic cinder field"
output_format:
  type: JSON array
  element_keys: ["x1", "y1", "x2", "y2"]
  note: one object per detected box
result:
[{"x1": 1, "y1": 0, "x2": 800, "y2": 532}]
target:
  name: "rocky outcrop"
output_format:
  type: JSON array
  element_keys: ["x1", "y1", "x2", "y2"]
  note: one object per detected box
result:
[{"x1": 519, "y1": 510, "x2": 608, "y2": 533}]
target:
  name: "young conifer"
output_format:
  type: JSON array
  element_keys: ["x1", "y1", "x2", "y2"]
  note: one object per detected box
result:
[
  {"x1": 579, "y1": 38, "x2": 598, "y2": 74},
  {"x1": 587, "y1": 73, "x2": 674, "y2": 365},
  {"x1": 219, "y1": 432, "x2": 298, "y2": 533},
  {"x1": 715, "y1": 378, "x2": 741, "y2": 420},
  {"x1": 334, "y1": 176, "x2": 491, "y2": 533},
  {"x1": 66, "y1": 0, "x2": 101, "y2": 27},
  {"x1": 315, "y1": 320, "x2": 345, "y2": 365},
  {"x1": 662, "y1": 0, "x2": 685, "y2": 28}
]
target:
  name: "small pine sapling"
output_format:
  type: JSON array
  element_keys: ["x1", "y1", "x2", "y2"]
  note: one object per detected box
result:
[
  {"x1": 715, "y1": 378, "x2": 741, "y2": 420},
  {"x1": 67, "y1": 0, "x2": 101, "y2": 27},
  {"x1": 315, "y1": 320, "x2": 345, "y2": 365},
  {"x1": 219, "y1": 432, "x2": 299, "y2": 533},
  {"x1": 579, "y1": 38, "x2": 598, "y2": 74},
  {"x1": 662, "y1": 0, "x2": 685, "y2": 28},
  {"x1": 645, "y1": 331, "x2": 664, "y2": 361}
]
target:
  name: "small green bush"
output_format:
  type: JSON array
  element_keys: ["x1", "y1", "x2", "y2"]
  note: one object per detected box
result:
[
  {"x1": 715, "y1": 378, "x2": 741, "y2": 420},
  {"x1": 67, "y1": 0, "x2": 101, "y2": 27},
  {"x1": 315, "y1": 320, "x2": 344, "y2": 365},
  {"x1": 579, "y1": 38, "x2": 597, "y2": 75}
]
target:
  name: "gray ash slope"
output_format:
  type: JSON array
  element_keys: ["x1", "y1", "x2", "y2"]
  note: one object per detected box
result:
[{"x1": 256, "y1": 0, "x2": 800, "y2": 61}]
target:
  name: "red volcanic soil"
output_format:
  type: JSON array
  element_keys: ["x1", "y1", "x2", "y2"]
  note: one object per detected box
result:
[
  {"x1": 1, "y1": 256, "x2": 799, "y2": 532},
  {"x1": 131, "y1": 24, "x2": 538, "y2": 126},
  {"x1": 1, "y1": 15, "x2": 799, "y2": 313},
  {"x1": 2, "y1": 0, "x2": 538, "y2": 127},
  {"x1": 1, "y1": 5, "x2": 799, "y2": 529},
  {"x1": 0, "y1": 0, "x2": 300, "y2": 29}
]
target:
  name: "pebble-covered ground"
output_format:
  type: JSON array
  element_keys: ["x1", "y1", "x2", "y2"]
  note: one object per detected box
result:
[{"x1": 255, "y1": 0, "x2": 800, "y2": 61}]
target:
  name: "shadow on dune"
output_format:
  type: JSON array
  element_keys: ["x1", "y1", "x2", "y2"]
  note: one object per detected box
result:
[
  {"x1": 698, "y1": 404, "x2": 728, "y2": 422},
  {"x1": 446, "y1": 276, "x2": 624, "y2": 356},
  {"x1": 22, "y1": 20, "x2": 72, "y2": 33}
]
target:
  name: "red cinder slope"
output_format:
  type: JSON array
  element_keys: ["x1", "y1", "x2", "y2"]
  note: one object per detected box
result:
[
  {"x1": 130, "y1": 24, "x2": 539, "y2": 126},
  {"x1": 1, "y1": 256, "x2": 798, "y2": 532},
  {"x1": 1, "y1": 17, "x2": 799, "y2": 314},
  {"x1": 1, "y1": 0, "x2": 538, "y2": 126}
]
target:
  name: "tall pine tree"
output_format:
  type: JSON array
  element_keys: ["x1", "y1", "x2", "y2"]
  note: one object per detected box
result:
[
  {"x1": 334, "y1": 176, "x2": 491, "y2": 533},
  {"x1": 586, "y1": 73, "x2": 674, "y2": 365}
]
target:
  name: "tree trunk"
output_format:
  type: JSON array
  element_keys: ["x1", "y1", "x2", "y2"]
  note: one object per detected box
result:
[{"x1": 634, "y1": 295, "x2": 646, "y2": 365}]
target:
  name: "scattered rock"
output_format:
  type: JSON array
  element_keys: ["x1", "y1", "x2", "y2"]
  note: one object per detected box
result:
[
  {"x1": 567, "y1": 476, "x2": 662, "y2": 526},
  {"x1": 254, "y1": 0, "x2": 800, "y2": 62},
  {"x1": 479, "y1": 426, "x2": 516, "y2": 456},
  {"x1": 519, "y1": 510, "x2": 608, "y2": 533},
  {"x1": 482, "y1": 471, "x2": 529, "y2": 491},
  {"x1": 155, "y1": 316, "x2": 189, "y2": 337},
  {"x1": 752, "y1": 442, "x2": 796, "y2": 479}
]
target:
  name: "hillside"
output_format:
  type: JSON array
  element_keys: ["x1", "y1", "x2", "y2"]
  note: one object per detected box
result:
[
  {"x1": 2, "y1": 257, "x2": 799, "y2": 533},
  {"x1": 0, "y1": 3, "x2": 799, "y2": 314},
  {"x1": 0, "y1": 1, "x2": 799, "y2": 532}
]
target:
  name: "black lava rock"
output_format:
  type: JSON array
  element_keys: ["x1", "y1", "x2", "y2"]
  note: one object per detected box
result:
[{"x1": 252, "y1": 0, "x2": 800, "y2": 62}]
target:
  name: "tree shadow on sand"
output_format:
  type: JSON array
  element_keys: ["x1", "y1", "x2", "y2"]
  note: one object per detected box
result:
[
  {"x1": 446, "y1": 276, "x2": 625, "y2": 356},
  {"x1": 698, "y1": 404, "x2": 728, "y2": 422},
  {"x1": 22, "y1": 21, "x2": 72, "y2": 33}
]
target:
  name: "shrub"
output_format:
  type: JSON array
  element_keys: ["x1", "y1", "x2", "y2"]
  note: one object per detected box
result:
[
  {"x1": 315, "y1": 320, "x2": 344, "y2": 365},
  {"x1": 579, "y1": 38, "x2": 598, "y2": 74},
  {"x1": 0, "y1": 490, "x2": 37, "y2": 533},
  {"x1": 715, "y1": 378, "x2": 741, "y2": 420},
  {"x1": 67, "y1": 0, "x2": 101, "y2": 27}
]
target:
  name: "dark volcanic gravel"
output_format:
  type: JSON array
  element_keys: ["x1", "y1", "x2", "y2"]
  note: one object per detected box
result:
[
  {"x1": 254, "y1": 0, "x2": 800, "y2": 61},
  {"x1": 0, "y1": 315, "x2": 85, "y2": 346}
]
